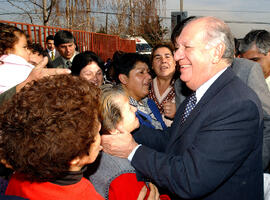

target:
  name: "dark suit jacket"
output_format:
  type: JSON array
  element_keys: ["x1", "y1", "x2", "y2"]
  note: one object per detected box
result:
[
  {"x1": 50, "y1": 52, "x2": 78, "y2": 69},
  {"x1": 175, "y1": 58, "x2": 270, "y2": 171},
  {"x1": 50, "y1": 56, "x2": 66, "y2": 69},
  {"x1": 132, "y1": 67, "x2": 264, "y2": 200},
  {"x1": 46, "y1": 49, "x2": 60, "y2": 68}
]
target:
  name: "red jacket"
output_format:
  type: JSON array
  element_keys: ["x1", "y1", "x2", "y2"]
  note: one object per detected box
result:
[{"x1": 5, "y1": 173, "x2": 104, "y2": 200}]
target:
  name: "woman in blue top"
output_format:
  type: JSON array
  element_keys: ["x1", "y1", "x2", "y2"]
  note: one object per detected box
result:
[{"x1": 113, "y1": 52, "x2": 166, "y2": 130}]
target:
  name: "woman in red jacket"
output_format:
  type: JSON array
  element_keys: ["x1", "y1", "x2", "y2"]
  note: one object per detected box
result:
[{"x1": 1, "y1": 75, "x2": 103, "y2": 200}]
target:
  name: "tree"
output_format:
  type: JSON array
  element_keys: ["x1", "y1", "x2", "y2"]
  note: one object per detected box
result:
[
  {"x1": 103, "y1": 0, "x2": 168, "y2": 45},
  {"x1": 7, "y1": 0, "x2": 57, "y2": 26}
]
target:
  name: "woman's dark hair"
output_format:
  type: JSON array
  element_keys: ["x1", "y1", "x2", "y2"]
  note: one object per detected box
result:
[
  {"x1": 150, "y1": 43, "x2": 179, "y2": 81},
  {"x1": 0, "y1": 75, "x2": 101, "y2": 182},
  {"x1": 150, "y1": 43, "x2": 175, "y2": 64},
  {"x1": 0, "y1": 23, "x2": 25, "y2": 57},
  {"x1": 113, "y1": 52, "x2": 150, "y2": 83},
  {"x1": 71, "y1": 51, "x2": 104, "y2": 76}
]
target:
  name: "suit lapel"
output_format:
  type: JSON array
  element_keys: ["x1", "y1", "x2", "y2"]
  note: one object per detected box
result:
[{"x1": 169, "y1": 67, "x2": 236, "y2": 145}]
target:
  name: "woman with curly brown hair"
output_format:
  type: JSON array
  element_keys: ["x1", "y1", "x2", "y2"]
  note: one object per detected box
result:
[
  {"x1": 1, "y1": 75, "x2": 103, "y2": 199},
  {"x1": 0, "y1": 23, "x2": 34, "y2": 94}
]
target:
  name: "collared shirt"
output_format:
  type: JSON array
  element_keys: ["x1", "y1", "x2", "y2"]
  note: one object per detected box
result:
[
  {"x1": 128, "y1": 66, "x2": 229, "y2": 162},
  {"x1": 266, "y1": 76, "x2": 270, "y2": 92},
  {"x1": 61, "y1": 53, "x2": 77, "y2": 64},
  {"x1": 47, "y1": 49, "x2": 56, "y2": 59},
  {"x1": 195, "y1": 67, "x2": 228, "y2": 104}
]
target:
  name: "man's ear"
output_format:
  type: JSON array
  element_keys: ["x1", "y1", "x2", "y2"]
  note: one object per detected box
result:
[
  {"x1": 118, "y1": 74, "x2": 128, "y2": 85},
  {"x1": 212, "y1": 42, "x2": 225, "y2": 64}
]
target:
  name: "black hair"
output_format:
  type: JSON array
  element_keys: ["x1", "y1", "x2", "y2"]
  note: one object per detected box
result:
[
  {"x1": 71, "y1": 51, "x2": 104, "y2": 76},
  {"x1": 54, "y1": 30, "x2": 76, "y2": 47},
  {"x1": 113, "y1": 52, "x2": 150, "y2": 84},
  {"x1": 46, "y1": 35, "x2": 54, "y2": 42},
  {"x1": 28, "y1": 43, "x2": 47, "y2": 57},
  {"x1": 171, "y1": 16, "x2": 197, "y2": 45}
]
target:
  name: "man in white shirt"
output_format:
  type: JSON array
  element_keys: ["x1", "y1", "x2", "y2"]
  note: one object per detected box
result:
[
  {"x1": 101, "y1": 17, "x2": 263, "y2": 200},
  {"x1": 46, "y1": 35, "x2": 58, "y2": 61}
]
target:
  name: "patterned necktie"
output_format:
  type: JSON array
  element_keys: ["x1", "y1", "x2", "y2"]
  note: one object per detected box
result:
[
  {"x1": 181, "y1": 92, "x2": 197, "y2": 124},
  {"x1": 66, "y1": 60, "x2": 72, "y2": 69},
  {"x1": 51, "y1": 51, "x2": 54, "y2": 60}
]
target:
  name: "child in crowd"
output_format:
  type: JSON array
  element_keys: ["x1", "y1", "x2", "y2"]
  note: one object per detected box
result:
[{"x1": 0, "y1": 23, "x2": 34, "y2": 94}]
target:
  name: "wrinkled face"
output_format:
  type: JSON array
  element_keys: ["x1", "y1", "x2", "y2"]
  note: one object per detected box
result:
[
  {"x1": 152, "y1": 47, "x2": 176, "y2": 79},
  {"x1": 7, "y1": 32, "x2": 30, "y2": 62},
  {"x1": 57, "y1": 42, "x2": 76, "y2": 59},
  {"x1": 124, "y1": 61, "x2": 152, "y2": 101},
  {"x1": 115, "y1": 95, "x2": 139, "y2": 133},
  {"x1": 46, "y1": 39, "x2": 55, "y2": 51},
  {"x1": 173, "y1": 21, "x2": 214, "y2": 91},
  {"x1": 80, "y1": 62, "x2": 104, "y2": 87},
  {"x1": 29, "y1": 52, "x2": 43, "y2": 66},
  {"x1": 241, "y1": 44, "x2": 270, "y2": 78}
]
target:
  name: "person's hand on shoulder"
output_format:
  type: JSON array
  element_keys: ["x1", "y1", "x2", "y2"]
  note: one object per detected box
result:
[{"x1": 101, "y1": 125, "x2": 138, "y2": 158}]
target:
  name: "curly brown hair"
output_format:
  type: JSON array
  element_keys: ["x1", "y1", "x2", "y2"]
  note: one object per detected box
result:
[
  {"x1": 0, "y1": 23, "x2": 25, "y2": 57},
  {"x1": 0, "y1": 74, "x2": 101, "y2": 182}
]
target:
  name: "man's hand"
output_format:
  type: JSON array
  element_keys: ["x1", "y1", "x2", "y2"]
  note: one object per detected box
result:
[
  {"x1": 163, "y1": 101, "x2": 176, "y2": 119},
  {"x1": 101, "y1": 129, "x2": 138, "y2": 158},
  {"x1": 16, "y1": 57, "x2": 71, "y2": 92}
]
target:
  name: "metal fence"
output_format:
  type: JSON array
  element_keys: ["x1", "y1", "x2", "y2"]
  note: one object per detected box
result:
[{"x1": 0, "y1": 20, "x2": 136, "y2": 61}]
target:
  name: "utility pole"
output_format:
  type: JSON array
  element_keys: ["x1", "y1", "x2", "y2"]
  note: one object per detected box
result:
[{"x1": 180, "y1": 0, "x2": 183, "y2": 12}]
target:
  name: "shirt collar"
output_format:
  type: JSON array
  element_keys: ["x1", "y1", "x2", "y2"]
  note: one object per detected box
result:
[
  {"x1": 195, "y1": 67, "x2": 228, "y2": 104},
  {"x1": 61, "y1": 52, "x2": 77, "y2": 63}
]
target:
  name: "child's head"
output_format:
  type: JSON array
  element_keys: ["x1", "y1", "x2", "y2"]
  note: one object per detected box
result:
[
  {"x1": 0, "y1": 75, "x2": 102, "y2": 182},
  {"x1": 0, "y1": 23, "x2": 30, "y2": 61}
]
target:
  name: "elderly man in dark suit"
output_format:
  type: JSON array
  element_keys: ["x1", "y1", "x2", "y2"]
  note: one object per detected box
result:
[
  {"x1": 173, "y1": 18, "x2": 270, "y2": 172},
  {"x1": 101, "y1": 17, "x2": 263, "y2": 200},
  {"x1": 173, "y1": 21, "x2": 270, "y2": 172}
]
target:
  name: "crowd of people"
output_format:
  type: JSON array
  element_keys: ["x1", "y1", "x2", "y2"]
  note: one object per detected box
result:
[{"x1": 0, "y1": 15, "x2": 270, "y2": 200}]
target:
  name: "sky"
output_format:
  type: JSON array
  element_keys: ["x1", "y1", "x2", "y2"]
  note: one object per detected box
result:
[
  {"x1": 166, "y1": 0, "x2": 270, "y2": 38},
  {"x1": 1, "y1": 0, "x2": 270, "y2": 39}
]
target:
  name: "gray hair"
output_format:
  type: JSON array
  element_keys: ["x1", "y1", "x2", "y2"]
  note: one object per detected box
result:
[
  {"x1": 240, "y1": 30, "x2": 270, "y2": 55},
  {"x1": 202, "y1": 17, "x2": 235, "y2": 63},
  {"x1": 100, "y1": 84, "x2": 126, "y2": 134}
]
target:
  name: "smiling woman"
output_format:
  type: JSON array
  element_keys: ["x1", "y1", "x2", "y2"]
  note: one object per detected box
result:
[{"x1": 71, "y1": 51, "x2": 104, "y2": 87}]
